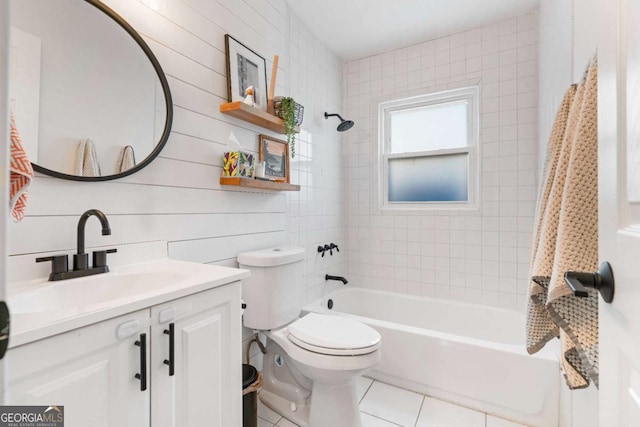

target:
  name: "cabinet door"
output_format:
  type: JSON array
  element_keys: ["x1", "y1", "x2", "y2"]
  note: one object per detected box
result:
[
  {"x1": 151, "y1": 282, "x2": 242, "y2": 427},
  {"x1": 6, "y1": 310, "x2": 151, "y2": 427}
]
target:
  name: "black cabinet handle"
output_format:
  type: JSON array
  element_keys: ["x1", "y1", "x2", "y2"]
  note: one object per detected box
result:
[
  {"x1": 163, "y1": 323, "x2": 175, "y2": 376},
  {"x1": 134, "y1": 333, "x2": 147, "y2": 391}
]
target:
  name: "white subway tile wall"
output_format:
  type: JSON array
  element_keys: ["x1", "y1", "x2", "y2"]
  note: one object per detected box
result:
[{"x1": 343, "y1": 12, "x2": 539, "y2": 311}]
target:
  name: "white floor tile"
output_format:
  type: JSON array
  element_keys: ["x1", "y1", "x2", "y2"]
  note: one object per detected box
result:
[
  {"x1": 275, "y1": 417, "x2": 299, "y2": 427},
  {"x1": 361, "y1": 412, "x2": 403, "y2": 426},
  {"x1": 415, "y1": 397, "x2": 484, "y2": 427},
  {"x1": 486, "y1": 414, "x2": 527, "y2": 427},
  {"x1": 359, "y1": 381, "x2": 424, "y2": 427},
  {"x1": 257, "y1": 417, "x2": 275, "y2": 427},
  {"x1": 357, "y1": 376, "x2": 374, "y2": 402},
  {"x1": 258, "y1": 399, "x2": 282, "y2": 424}
]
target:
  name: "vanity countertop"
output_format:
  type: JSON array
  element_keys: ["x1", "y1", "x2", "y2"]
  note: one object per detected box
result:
[{"x1": 7, "y1": 258, "x2": 250, "y2": 348}]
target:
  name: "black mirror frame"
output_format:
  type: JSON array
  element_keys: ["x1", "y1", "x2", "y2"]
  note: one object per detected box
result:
[{"x1": 31, "y1": 0, "x2": 173, "y2": 182}]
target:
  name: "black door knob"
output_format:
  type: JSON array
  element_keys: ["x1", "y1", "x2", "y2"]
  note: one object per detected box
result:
[{"x1": 564, "y1": 262, "x2": 615, "y2": 303}]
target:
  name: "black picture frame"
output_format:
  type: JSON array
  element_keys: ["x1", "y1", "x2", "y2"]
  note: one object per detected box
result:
[{"x1": 224, "y1": 34, "x2": 268, "y2": 111}]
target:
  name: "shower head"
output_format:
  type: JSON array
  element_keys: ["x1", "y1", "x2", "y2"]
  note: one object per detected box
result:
[{"x1": 324, "y1": 112, "x2": 355, "y2": 132}]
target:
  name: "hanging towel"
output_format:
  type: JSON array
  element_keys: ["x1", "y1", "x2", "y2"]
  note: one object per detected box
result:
[
  {"x1": 526, "y1": 59, "x2": 599, "y2": 389},
  {"x1": 74, "y1": 138, "x2": 101, "y2": 177},
  {"x1": 9, "y1": 112, "x2": 34, "y2": 222},
  {"x1": 116, "y1": 145, "x2": 136, "y2": 173}
]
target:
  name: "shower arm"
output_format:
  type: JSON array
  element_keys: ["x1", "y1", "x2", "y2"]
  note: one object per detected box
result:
[{"x1": 324, "y1": 112, "x2": 345, "y2": 121}]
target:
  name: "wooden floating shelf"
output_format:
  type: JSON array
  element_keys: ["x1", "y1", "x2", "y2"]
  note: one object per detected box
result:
[
  {"x1": 220, "y1": 177, "x2": 300, "y2": 191},
  {"x1": 219, "y1": 101, "x2": 300, "y2": 134}
]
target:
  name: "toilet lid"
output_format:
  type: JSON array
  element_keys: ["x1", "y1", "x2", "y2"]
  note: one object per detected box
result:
[{"x1": 288, "y1": 313, "x2": 381, "y2": 356}]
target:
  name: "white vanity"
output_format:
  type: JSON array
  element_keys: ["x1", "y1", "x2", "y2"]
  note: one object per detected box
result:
[{"x1": 5, "y1": 257, "x2": 249, "y2": 427}]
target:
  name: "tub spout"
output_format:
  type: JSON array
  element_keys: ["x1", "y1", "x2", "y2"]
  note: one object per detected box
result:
[{"x1": 325, "y1": 274, "x2": 348, "y2": 285}]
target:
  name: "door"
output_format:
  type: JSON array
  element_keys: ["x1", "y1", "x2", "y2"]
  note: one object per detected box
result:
[
  {"x1": 598, "y1": 0, "x2": 640, "y2": 424},
  {"x1": 151, "y1": 283, "x2": 242, "y2": 427},
  {"x1": 0, "y1": 0, "x2": 11, "y2": 403},
  {"x1": 5, "y1": 311, "x2": 150, "y2": 427}
]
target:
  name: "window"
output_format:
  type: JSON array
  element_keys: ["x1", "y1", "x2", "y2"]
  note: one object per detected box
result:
[{"x1": 378, "y1": 86, "x2": 479, "y2": 209}]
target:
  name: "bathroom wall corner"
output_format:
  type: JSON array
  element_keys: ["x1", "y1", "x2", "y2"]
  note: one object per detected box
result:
[{"x1": 538, "y1": 0, "x2": 573, "y2": 176}]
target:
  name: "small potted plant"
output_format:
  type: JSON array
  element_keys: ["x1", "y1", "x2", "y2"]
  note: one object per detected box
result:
[{"x1": 274, "y1": 97, "x2": 303, "y2": 158}]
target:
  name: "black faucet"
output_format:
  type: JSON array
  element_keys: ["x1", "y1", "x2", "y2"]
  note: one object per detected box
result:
[
  {"x1": 325, "y1": 274, "x2": 348, "y2": 285},
  {"x1": 75, "y1": 209, "x2": 111, "y2": 270},
  {"x1": 36, "y1": 209, "x2": 117, "y2": 281}
]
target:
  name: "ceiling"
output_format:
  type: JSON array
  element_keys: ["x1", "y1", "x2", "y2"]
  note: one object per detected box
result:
[{"x1": 286, "y1": 0, "x2": 539, "y2": 61}]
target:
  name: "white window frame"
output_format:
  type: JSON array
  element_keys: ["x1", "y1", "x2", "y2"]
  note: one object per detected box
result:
[{"x1": 378, "y1": 86, "x2": 480, "y2": 211}]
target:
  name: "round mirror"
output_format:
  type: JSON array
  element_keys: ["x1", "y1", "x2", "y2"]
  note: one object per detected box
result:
[{"x1": 9, "y1": 0, "x2": 173, "y2": 181}]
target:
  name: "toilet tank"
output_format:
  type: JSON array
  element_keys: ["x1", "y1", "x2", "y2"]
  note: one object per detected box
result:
[{"x1": 238, "y1": 247, "x2": 305, "y2": 330}]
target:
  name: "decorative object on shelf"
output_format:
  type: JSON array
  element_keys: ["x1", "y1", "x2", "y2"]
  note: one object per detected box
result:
[
  {"x1": 267, "y1": 55, "x2": 279, "y2": 114},
  {"x1": 224, "y1": 34, "x2": 268, "y2": 111},
  {"x1": 324, "y1": 112, "x2": 355, "y2": 132},
  {"x1": 223, "y1": 151, "x2": 255, "y2": 178},
  {"x1": 255, "y1": 161, "x2": 266, "y2": 179},
  {"x1": 259, "y1": 134, "x2": 289, "y2": 183},
  {"x1": 274, "y1": 97, "x2": 304, "y2": 158},
  {"x1": 243, "y1": 85, "x2": 255, "y2": 107}
]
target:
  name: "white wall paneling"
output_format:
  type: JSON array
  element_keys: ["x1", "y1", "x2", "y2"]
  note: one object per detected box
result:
[{"x1": 7, "y1": 0, "x2": 345, "y2": 367}]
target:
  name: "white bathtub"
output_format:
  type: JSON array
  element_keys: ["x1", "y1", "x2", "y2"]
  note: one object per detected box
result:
[{"x1": 303, "y1": 287, "x2": 559, "y2": 427}]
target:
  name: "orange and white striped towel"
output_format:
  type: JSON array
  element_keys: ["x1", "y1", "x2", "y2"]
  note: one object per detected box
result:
[{"x1": 9, "y1": 112, "x2": 34, "y2": 222}]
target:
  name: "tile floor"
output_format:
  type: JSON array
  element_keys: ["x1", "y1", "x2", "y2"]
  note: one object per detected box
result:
[{"x1": 257, "y1": 377, "x2": 529, "y2": 427}]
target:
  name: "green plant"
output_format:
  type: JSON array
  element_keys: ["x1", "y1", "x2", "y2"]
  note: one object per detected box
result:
[{"x1": 279, "y1": 97, "x2": 296, "y2": 158}]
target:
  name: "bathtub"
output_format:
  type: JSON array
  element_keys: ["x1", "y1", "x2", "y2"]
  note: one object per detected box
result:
[{"x1": 303, "y1": 287, "x2": 559, "y2": 427}]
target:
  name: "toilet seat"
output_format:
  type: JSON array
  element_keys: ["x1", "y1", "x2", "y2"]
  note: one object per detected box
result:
[{"x1": 287, "y1": 313, "x2": 381, "y2": 356}]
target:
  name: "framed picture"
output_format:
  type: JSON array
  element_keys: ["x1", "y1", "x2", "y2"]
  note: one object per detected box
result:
[
  {"x1": 224, "y1": 34, "x2": 268, "y2": 111},
  {"x1": 259, "y1": 134, "x2": 289, "y2": 183}
]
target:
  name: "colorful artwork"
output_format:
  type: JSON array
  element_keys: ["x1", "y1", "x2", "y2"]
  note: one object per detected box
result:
[
  {"x1": 223, "y1": 151, "x2": 254, "y2": 177},
  {"x1": 258, "y1": 135, "x2": 289, "y2": 183}
]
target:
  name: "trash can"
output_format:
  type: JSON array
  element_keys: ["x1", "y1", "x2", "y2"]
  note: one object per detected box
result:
[{"x1": 242, "y1": 364, "x2": 262, "y2": 427}]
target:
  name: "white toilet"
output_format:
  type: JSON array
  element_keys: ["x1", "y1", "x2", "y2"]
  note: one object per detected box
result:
[{"x1": 238, "y1": 247, "x2": 381, "y2": 427}]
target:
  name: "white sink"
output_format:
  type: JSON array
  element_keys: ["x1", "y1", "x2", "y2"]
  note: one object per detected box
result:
[
  {"x1": 10, "y1": 287, "x2": 70, "y2": 314},
  {"x1": 7, "y1": 257, "x2": 250, "y2": 348},
  {"x1": 10, "y1": 270, "x2": 187, "y2": 314}
]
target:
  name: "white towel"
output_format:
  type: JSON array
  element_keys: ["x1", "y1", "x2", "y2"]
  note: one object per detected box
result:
[
  {"x1": 9, "y1": 112, "x2": 34, "y2": 222},
  {"x1": 75, "y1": 138, "x2": 101, "y2": 177},
  {"x1": 526, "y1": 59, "x2": 599, "y2": 389},
  {"x1": 116, "y1": 145, "x2": 136, "y2": 173}
]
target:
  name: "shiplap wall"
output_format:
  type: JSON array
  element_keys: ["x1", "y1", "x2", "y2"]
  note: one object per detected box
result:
[{"x1": 7, "y1": 0, "x2": 346, "y2": 356}]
